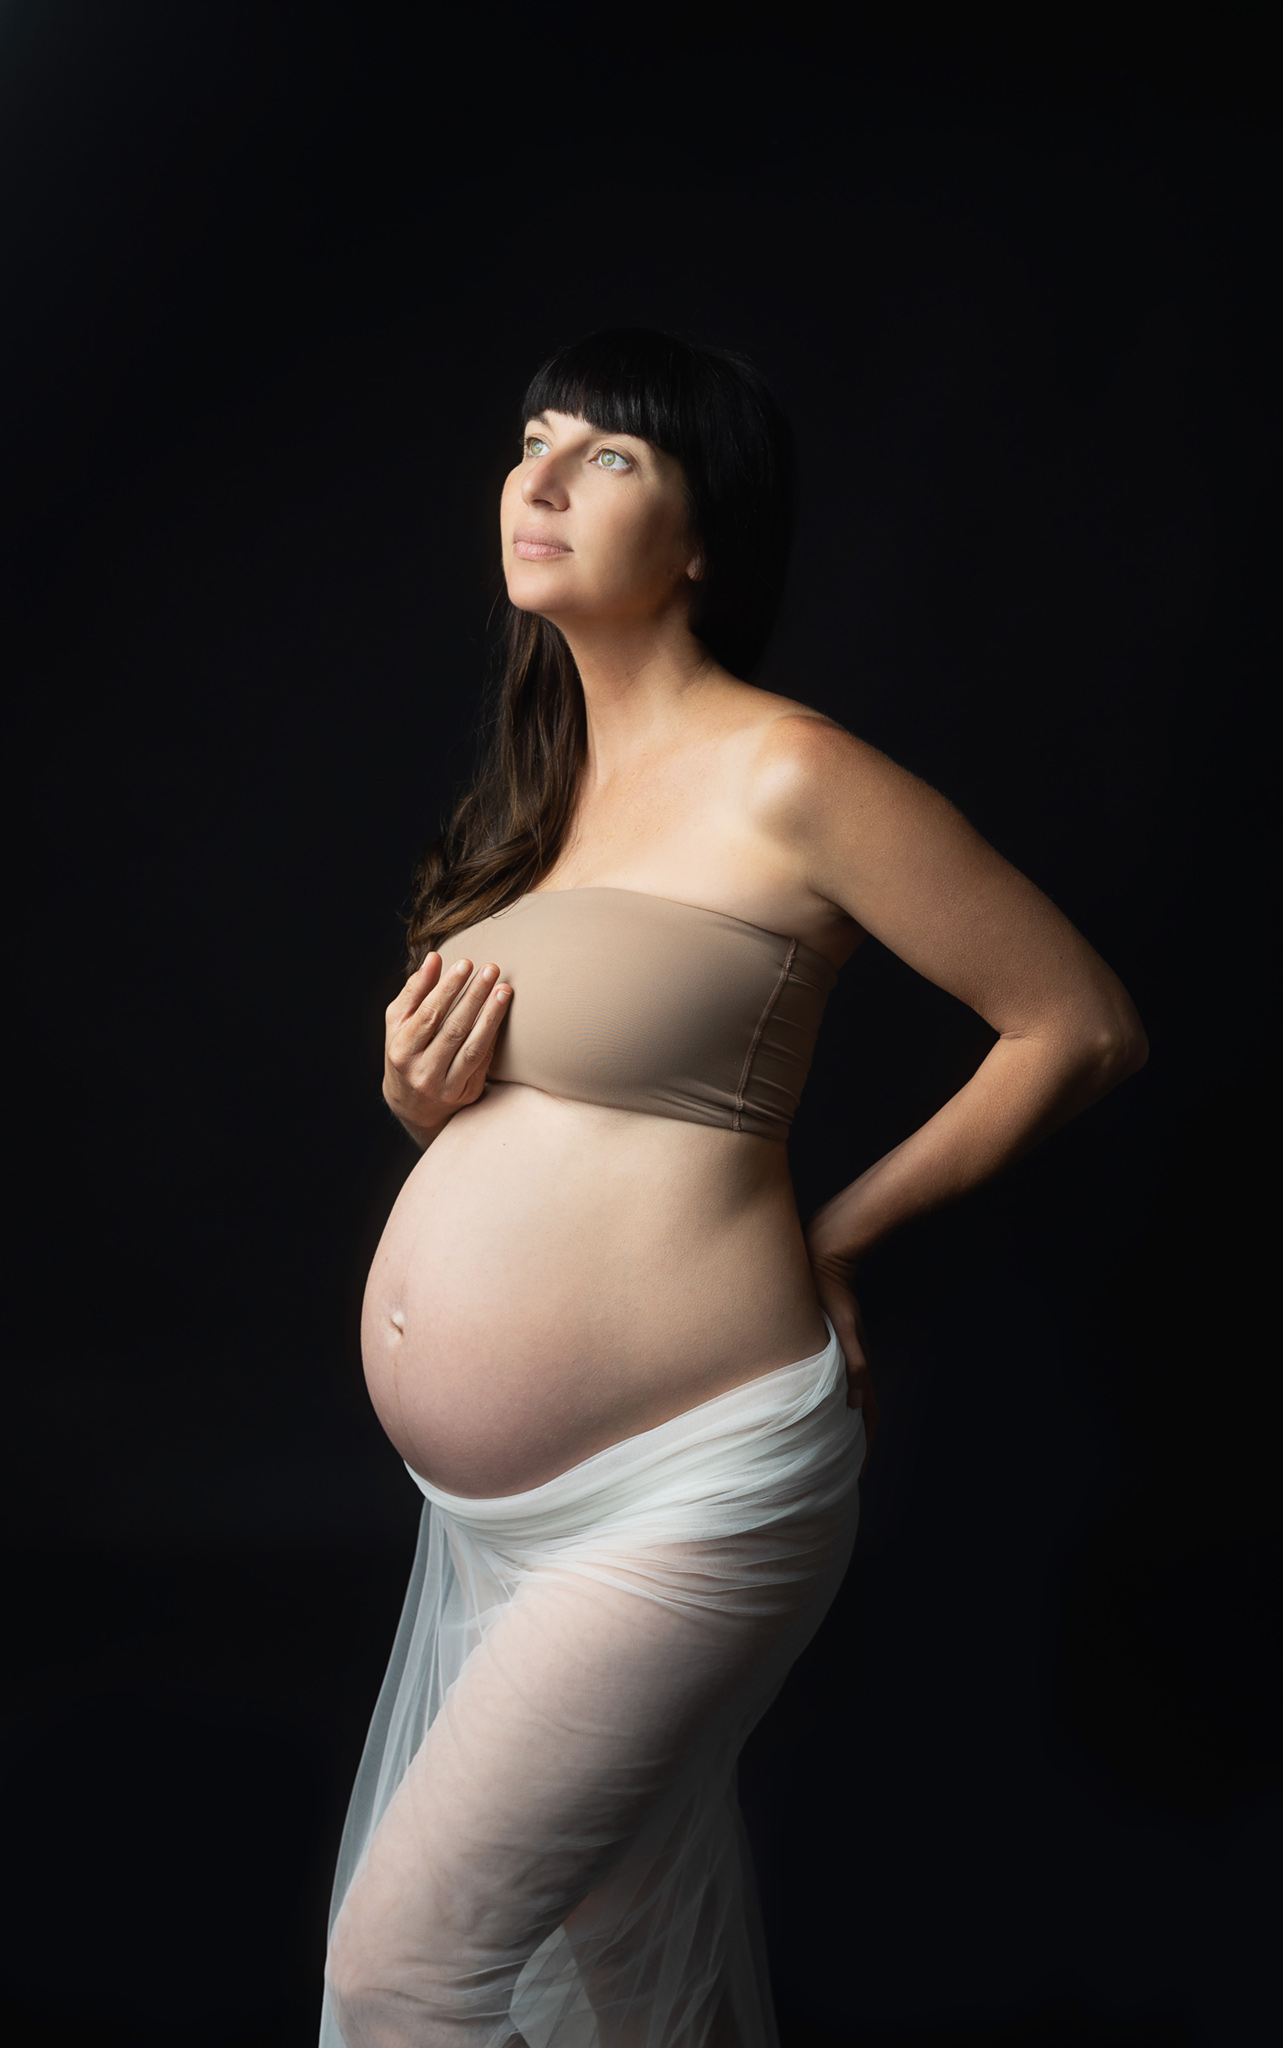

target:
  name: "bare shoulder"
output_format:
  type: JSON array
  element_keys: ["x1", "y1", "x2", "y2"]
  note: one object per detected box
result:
[
  {"x1": 744, "y1": 709, "x2": 952, "y2": 839},
  {"x1": 742, "y1": 707, "x2": 1023, "y2": 944},
  {"x1": 726, "y1": 698, "x2": 1145, "y2": 1051}
]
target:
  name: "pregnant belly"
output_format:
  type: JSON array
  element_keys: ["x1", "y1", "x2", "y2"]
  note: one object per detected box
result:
[{"x1": 361, "y1": 1083, "x2": 829, "y2": 1498}]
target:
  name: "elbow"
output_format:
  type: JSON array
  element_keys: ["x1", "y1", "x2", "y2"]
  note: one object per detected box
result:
[
  {"x1": 1123, "y1": 1024, "x2": 1150, "y2": 1076},
  {"x1": 1085, "y1": 1017, "x2": 1149, "y2": 1086}
]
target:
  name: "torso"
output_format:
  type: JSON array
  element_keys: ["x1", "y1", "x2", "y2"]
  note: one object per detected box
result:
[{"x1": 361, "y1": 686, "x2": 864, "y2": 1497}]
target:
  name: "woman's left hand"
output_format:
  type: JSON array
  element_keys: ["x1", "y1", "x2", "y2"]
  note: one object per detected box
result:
[{"x1": 807, "y1": 1243, "x2": 880, "y2": 1469}]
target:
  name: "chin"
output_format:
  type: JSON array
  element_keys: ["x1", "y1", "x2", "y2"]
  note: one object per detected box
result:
[{"x1": 506, "y1": 569, "x2": 578, "y2": 614}]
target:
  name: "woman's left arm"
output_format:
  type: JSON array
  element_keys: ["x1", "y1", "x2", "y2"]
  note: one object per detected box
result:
[{"x1": 755, "y1": 718, "x2": 1149, "y2": 1272}]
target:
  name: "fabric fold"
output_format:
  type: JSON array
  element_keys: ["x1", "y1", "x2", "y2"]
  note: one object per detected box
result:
[{"x1": 320, "y1": 1320, "x2": 863, "y2": 2048}]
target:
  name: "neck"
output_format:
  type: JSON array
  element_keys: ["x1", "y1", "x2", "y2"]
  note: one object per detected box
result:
[{"x1": 554, "y1": 609, "x2": 721, "y2": 783}]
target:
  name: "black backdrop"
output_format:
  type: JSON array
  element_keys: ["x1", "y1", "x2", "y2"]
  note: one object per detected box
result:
[{"x1": 4, "y1": 6, "x2": 1279, "y2": 2045}]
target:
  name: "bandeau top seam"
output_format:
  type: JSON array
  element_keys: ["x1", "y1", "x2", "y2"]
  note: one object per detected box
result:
[
  {"x1": 733, "y1": 938, "x2": 797, "y2": 1133},
  {"x1": 499, "y1": 885, "x2": 837, "y2": 981}
]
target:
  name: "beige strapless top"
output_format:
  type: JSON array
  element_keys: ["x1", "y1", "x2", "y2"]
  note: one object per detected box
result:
[{"x1": 436, "y1": 887, "x2": 838, "y2": 1141}]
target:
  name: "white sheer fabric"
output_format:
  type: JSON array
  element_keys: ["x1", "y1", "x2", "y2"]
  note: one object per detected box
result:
[{"x1": 320, "y1": 1319, "x2": 863, "y2": 2048}]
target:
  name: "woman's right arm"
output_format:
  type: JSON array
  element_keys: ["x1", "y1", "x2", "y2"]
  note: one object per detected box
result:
[{"x1": 383, "y1": 952, "x2": 512, "y2": 1150}]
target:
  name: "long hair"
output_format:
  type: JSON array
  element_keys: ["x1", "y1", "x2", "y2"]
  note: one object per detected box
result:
[{"x1": 405, "y1": 326, "x2": 794, "y2": 962}]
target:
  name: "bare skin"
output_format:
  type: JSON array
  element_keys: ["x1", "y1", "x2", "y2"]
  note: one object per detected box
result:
[{"x1": 365, "y1": 410, "x2": 1147, "y2": 1499}]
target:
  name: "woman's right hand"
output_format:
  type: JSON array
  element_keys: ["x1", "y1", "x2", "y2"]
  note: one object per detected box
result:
[
  {"x1": 806, "y1": 1240, "x2": 880, "y2": 1475},
  {"x1": 383, "y1": 952, "x2": 512, "y2": 1146}
]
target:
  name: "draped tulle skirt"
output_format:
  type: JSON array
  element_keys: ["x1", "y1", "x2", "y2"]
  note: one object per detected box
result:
[{"x1": 319, "y1": 1319, "x2": 863, "y2": 2048}]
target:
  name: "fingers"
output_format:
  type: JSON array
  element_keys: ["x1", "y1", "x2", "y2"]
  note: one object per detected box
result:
[
  {"x1": 845, "y1": 1360, "x2": 872, "y2": 1412},
  {"x1": 442, "y1": 971, "x2": 513, "y2": 1081},
  {"x1": 419, "y1": 959, "x2": 504, "y2": 1052},
  {"x1": 392, "y1": 954, "x2": 512, "y2": 1097},
  {"x1": 402, "y1": 956, "x2": 487, "y2": 1053},
  {"x1": 386, "y1": 951, "x2": 443, "y2": 1028},
  {"x1": 850, "y1": 1366, "x2": 880, "y2": 1479},
  {"x1": 842, "y1": 1331, "x2": 876, "y2": 1439}
]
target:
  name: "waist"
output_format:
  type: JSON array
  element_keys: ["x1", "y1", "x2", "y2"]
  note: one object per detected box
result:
[
  {"x1": 403, "y1": 1083, "x2": 813, "y2": 1312},
  {"x1": 427, "y1": 1080, "x2": 799, "y2": 1213}
]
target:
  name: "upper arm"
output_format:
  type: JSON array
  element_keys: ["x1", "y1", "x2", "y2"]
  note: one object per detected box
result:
[{"x1": 752, "y1": 717, "x2": 1146, "y2": 1053}]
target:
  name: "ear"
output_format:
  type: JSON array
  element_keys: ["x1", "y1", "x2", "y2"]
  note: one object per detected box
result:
[{"x1": 685, "y1": 552, "x2": 705, "y2": 582}]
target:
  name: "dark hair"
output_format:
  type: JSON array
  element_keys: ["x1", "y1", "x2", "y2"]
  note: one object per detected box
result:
[{"x1": 405, "y1": 326, "x2": 794, "y2": 962}]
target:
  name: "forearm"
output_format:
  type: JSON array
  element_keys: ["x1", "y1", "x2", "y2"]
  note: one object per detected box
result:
[{"x1": 806, "y1": 1027, "x2": 1146, "y2": 1268}]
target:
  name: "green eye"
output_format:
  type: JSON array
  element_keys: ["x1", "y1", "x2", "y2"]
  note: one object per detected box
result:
[
  {"x1": 525, "y1": 436, "x2": 549, "y2": 457},
  {"x1": 596, "y1": 448, "x2": 631, "y2": 470}
]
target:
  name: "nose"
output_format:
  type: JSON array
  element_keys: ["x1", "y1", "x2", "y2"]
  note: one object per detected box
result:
[{"x1": 520, "y1": 452, "x2": 569, "y2": 511}]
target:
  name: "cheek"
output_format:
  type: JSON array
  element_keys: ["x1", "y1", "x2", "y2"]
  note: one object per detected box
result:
[{"x1": 591, "y1": 495, "x2": 679, "y2": 584}]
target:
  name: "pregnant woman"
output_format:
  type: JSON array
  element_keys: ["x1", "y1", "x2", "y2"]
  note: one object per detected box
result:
[{"x1": 319, "y1": 327, "x2": 1147, "y2": 2048}]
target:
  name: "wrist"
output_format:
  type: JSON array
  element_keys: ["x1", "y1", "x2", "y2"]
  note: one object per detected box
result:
[
  {"x1": 397, "y1": 1113, "x2": 450, "y2": 1152},
  {"x1": 805, "y1": 1214, "x2": 873, "y2": 1276},
  {"x1": 384, "y1": 1085, "x2": 453, "y2": 1147},
  {"x1": 805, "y1": 1219, "x2": 851, "y2": 1264}
]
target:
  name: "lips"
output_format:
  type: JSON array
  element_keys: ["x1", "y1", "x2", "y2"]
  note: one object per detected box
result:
[{"x1": 512, "y1": 530, "x2": 572, "y2": 560}]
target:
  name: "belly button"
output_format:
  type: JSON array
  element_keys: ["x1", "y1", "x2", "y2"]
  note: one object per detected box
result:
[{"x1": 390, "y1": 1309, "x2": 405, "y2": 1335}]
